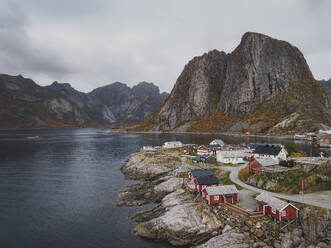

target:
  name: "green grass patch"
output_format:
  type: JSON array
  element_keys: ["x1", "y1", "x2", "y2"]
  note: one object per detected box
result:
[
  {"x1": 244, "y1": 163, "x2": 331, "y2": 194},
  {"x1": 214, "y1": 169, "x2": 243, "y2": 190}
]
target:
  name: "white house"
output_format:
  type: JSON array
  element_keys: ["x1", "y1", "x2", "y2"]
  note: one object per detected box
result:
[
  {"x1": 319, "y1": 129, "x2": 331, "y2": 135},
  {"x1": 216, "y1": 150, "x2": 246, "y2": 164},
  {"x1": 162, "y1": 141, "x2": 183, "y2": 149},
  {"x1": 142, "y1": 146, "x2": 155, "y2": 151},
  {"x1": 210, "y1": 139, "x2": 225, "y2": 146},
  {"x1": 254, "y1": 144, "x2": 287, "y2": 161}
]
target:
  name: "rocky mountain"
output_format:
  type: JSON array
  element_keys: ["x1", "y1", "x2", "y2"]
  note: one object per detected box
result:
[
  {"x1": 135, "y1": 32, "x2": 331, "y2": 134},
  {"x1": 0, "y1": 74, "x2": 168, "y2": 129},
  {"x1": 318, "y1": 78, "x2": 331, "y2": 95},
  {"x1": 0, "y1": 74, "x2": 95, "y2": 128},
  {"x1": 48, "y1": 81, "x2": 168, "y2": 126}
]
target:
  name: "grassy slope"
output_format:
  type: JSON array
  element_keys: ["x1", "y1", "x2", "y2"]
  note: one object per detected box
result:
[{"x1": 241, "y1": 163, "x2": 331, "y2": 194}]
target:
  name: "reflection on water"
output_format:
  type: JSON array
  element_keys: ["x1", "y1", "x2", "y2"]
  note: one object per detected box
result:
[{"x1": 0, "y1": 128, "x2": 325, "y2": 248}]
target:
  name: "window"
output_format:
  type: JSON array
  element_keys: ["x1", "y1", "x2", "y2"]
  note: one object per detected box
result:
[
  {"x1": 282, "y1": 210, "x2": 286, "y2": 217},
  {"x1": 272, "y1": 207, "x2": 276, "y2": 214},
  {"x1": 214, "y1": 195, "x2": 219, "y2": 200}
]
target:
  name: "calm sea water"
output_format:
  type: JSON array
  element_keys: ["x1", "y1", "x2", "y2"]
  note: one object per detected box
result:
[{"x1": 0, "y1": 128, "x2": 324, "y2": 248}]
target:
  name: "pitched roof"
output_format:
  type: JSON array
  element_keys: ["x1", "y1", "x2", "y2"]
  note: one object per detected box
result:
[
  {"x1": 210, "y1": 139, "x2": 225, "y2": 146},
  {"x1": 190, "y1": 170, "x2": 214, "y2": 177},
  {"x1": 164, "y1": 141, "x2": 183, "y2": 145},
  {"x1": 256, "y1": 193, "x2": 298, "y2": 211},
  {"x1": 206, "y1": 144, "x2": 221, "y2": 149},
  {"x1": 196, "y1": 175, "x2": 220, "y2": 185},
  {"x1": 205, "y1": 185, "x2": 238, "y2": 195},
  {"x1": 254, "y1": 144, "x2": 282, "y2": 156},
  {"x1": 199, "y1": 144, "x2": 221, "y2": 149},
  {"x1": 217, "y1": 150, "x2": 245, "y2": 158},
  {"x1": 255, "y1": 158, "x2": 279, "y2": 167}
]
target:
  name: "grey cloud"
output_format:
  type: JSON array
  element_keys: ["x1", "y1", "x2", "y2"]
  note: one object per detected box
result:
[
  {"x1": 0, "y1": 0, "x2": 330, "y2": 92},
  {"x1": 0, "y1": 1, "x2": 73, "y2": 79}
]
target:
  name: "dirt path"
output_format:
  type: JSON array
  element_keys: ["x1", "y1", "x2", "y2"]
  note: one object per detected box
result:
[{"x1": 287, "y1": 190, "x2": 331, "y2": 205}]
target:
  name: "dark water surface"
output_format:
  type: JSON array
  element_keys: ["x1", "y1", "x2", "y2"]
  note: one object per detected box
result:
[{"x1": 0, "y1": 128, "x2": 324, "y2": 248}]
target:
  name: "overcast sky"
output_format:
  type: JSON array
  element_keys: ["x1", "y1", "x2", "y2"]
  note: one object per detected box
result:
[{"x1": 0, "y1": 0, "x2": 330, "y2": 93}]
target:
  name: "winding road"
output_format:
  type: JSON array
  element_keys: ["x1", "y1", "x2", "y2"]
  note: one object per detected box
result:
[{"x1": 224, "y1": 164, "x2": 331, "y2": 210}]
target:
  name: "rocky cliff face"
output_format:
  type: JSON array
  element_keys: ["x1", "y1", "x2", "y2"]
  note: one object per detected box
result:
[
  {"x1": 0, "y1": 74, "x2": 168, "y2": 129},
  {"x1": 138, "y1": 32, "x2": 330, "y2": 133},
  {"x1": 0, "y1": 74, "x2": 95, "y2": 128},
  {"x1": 319, "y1": 78, "x2": 331, "y2": 96},
  {"x1": 49, "y1": 81, "x2": 168, "y2": 126}
]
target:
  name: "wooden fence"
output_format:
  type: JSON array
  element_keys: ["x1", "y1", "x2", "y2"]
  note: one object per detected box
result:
[{"x1": 224, "y1": 203, "x2": 264, "y2": 217}]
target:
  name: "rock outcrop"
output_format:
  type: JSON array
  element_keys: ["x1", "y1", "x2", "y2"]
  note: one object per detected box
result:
[
  {"x1": 0, "y1": 74, "x2": 168, "y2": 129},
  {"x1": 133, "y1": 189, "x2": 224, "y2": 246},
  {"x1": 119, "y1": 151, "x2": 331, "y2": 247},
  {"x1": 195, "y1": 229, "x2": 249, "y2": 248},
  {"x1": 135, "y1": 32, "x2": 331, "y2": 133}
]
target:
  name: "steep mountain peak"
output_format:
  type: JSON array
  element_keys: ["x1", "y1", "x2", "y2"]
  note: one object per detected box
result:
[
  {"x1": 134, "y1": 81, "x2": 158, "y2": 89},
  {"x1": 134, "y1": 32, "x2": 330, "y2": 133},
  {"x1": 50, "y1": 81, "x2": 73, "y2": 90}
]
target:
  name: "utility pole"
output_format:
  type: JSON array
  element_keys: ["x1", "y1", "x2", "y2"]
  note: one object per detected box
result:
[{"x1": 300, "y1": 179, "x2": 304, "y2": 201}]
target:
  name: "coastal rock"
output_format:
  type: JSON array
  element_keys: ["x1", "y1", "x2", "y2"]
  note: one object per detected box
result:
[
  {"x1": 130, "y1": 203, "x2": 166, "y2": 223},
  {"x1": 133, "y1": 189, "x2": 224, "y2": 246},
  {"x1": 117, "y1": 180, "x2": 168, "y2": 206},
  {"x1": 195, "y1": 229, "x2": 249, "y2": 248},
  {"x1": 300, "y1": 207, "x2": 331, "y2": 244},
  {"x1": 120, "y1": 152, "x2": 180, "y2": 180},
  {"x1": 154, "y1": 177, "x2": 184, "y2": 193},
  {"x1": 222, "y1": 224, "x2": 232, "y2": 233}
]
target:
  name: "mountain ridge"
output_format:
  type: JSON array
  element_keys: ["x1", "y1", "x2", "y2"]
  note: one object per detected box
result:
[
  {"x1": 0, "y1": 74, "x2": 168, "y2": 129},
  {"x1": 132, "y1": 32, "x2": 331, "y2": 134}
]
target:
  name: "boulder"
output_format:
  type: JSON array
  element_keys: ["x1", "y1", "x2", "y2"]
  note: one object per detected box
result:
[{"x1": 195, "y1": 229, "x2": 249, "y2": 248}]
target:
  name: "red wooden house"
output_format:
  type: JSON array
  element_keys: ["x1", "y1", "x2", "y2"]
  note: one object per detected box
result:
[
  {"x1": 197, "y1": 145, "x2": 221, "y2": 155},
  {"x1": 194, "y1": 176, "x2": 220, "y2": 192},
  {"x1": 202, "y1": 185, "x2": 239, "y2": 205},
  {"x1": 186, "y1": 170, "x2": 215, "y2": 191},
  {"x1": 183, "y1": 146, "x2": 196, "y2": 155},
  {"x1": 256, "y1": 193, "x2": 299, "y2": 221},
  {"x1": 248, "y1": 158, "x2": 278, "y2": 174},
  {"x1": 243, "y1": 149, "x2": 254, "y2": 161},
  {"x1": 188, "y1": 170, "x2": 214, "y2": 181}
]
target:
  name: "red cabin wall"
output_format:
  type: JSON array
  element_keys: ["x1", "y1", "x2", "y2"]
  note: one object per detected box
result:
[
  {"x1": 233, "y1": 193, "x2": 238, "y2": 202},
  {"x1": 258, "y1": 205, "x2": 263, "y2": 212},
  {"x1": 203, "y1": 193, "x2": 224, "y2": 205},
  {"x1": 197, "y1": 183, "x2": 219, "y2": 192},
  {"x1": 225, "y1": 196, "x2": 233, "y2": 204},
  {"x1": 280, "y1": 205, "x2": 298, "y2": 220},
  {"x1": 210, "y1": 195, "x2": 224, "y2": 204},
  {"x1": 249, "y1": 160, "x2": 262, "y2": 174}
]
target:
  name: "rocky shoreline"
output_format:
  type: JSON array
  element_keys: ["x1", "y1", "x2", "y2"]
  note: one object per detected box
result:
[
  {"x1": 118, "y1": 151, "x2": 331, "y2": 247},
  {"x1": 104, "y1": 129, "x2": 294, "y2": 140}
]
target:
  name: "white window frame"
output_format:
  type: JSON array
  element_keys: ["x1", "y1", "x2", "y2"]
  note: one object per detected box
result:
[
  {"x1": 272, "y1": 207, "x2": 276, "y2": 214},
  {"x1": 281, "y1": 210, "x2": 286, "y2": 217},
  {"x1": 214, "y1": 195, "x2": 219, "y2": 201}
]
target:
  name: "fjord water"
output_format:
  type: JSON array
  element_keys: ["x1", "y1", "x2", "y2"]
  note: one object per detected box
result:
[{"x1": 0, "y1": 129, "x2": 322, "y2": 248}]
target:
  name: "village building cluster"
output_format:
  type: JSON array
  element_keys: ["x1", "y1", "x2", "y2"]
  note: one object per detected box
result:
[
  {"x1": 295, "y1": 129, "x2": 331, "y2": 148},
  {"x1": 141, "y1": 138, "x2": 304, "y2": 224}
]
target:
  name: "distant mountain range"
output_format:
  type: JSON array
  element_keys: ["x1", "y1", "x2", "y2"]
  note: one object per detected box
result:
[
  {"x1": 133, "y1": 32, "x2": 331, "y2": 134},
  {"x1": 0, "y1": 74, "x2": 168, "y2": 129}
]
